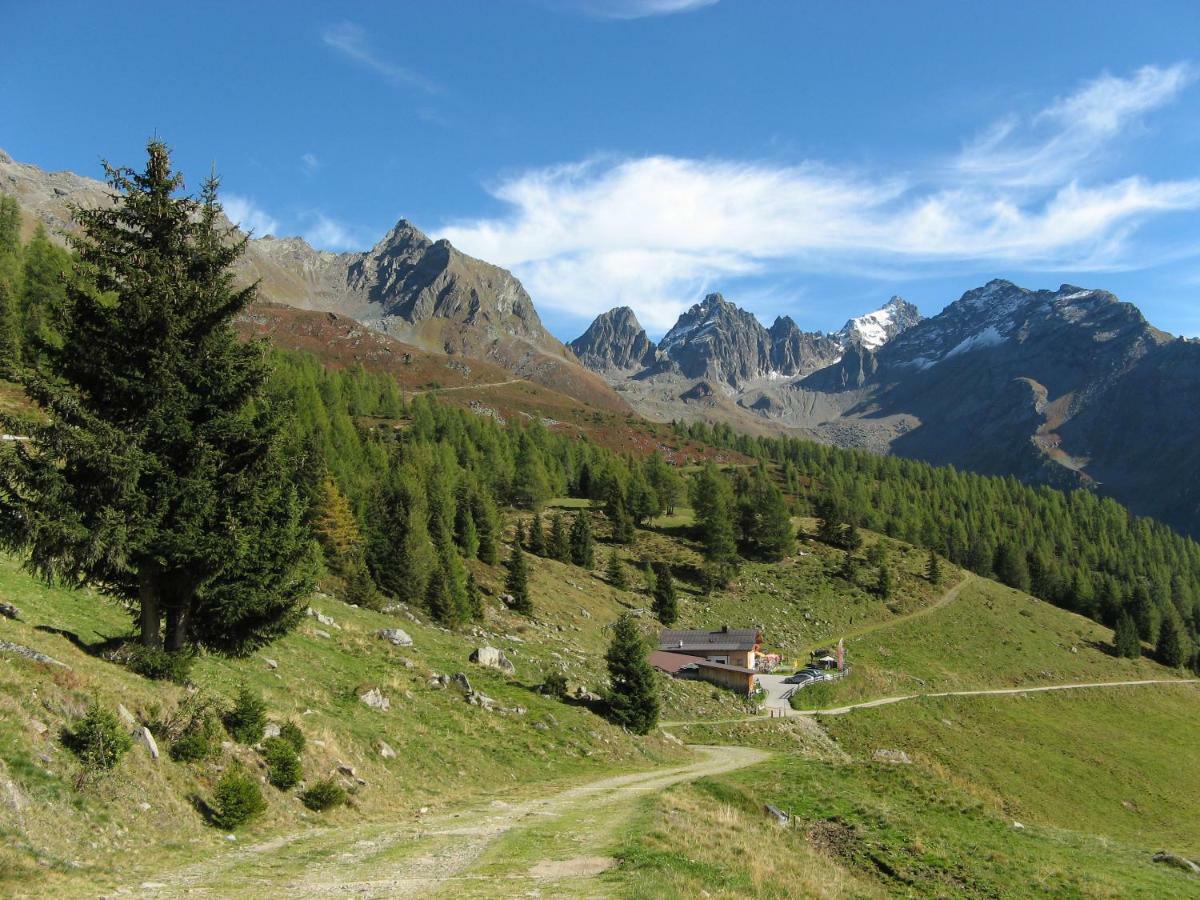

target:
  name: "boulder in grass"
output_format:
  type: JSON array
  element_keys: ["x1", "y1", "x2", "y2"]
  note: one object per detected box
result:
[
  {"x1": 379, "y1": 741, "x2": 397, "y2": 759},
  {"x1": 1153, "y1": 852, "x2": 1200, "y2": 874},
  {"x1": 377, "y1": 628, "x2": 413, "y2": 647},
  {"x1": 137, "y1": 726, "x2": 160, "y2": 761},
  {"x1": 469, "y1": 646, "x2": 516, "y2": 676},
  {"x1": 358, "y1": 687, "x2": 390, "y2": 711},
  {"x1": 0, "y1": 602, "x2": 20, "y2": 620}
]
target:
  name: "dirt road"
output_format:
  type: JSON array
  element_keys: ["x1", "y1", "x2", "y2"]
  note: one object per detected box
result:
[{"x1": 136, "y1": 744, "x2": 769, "y2": 898}]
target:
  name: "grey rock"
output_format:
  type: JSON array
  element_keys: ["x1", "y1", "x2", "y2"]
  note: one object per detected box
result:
[
  {"x1": 872, "y1": 749, "x2": 912, "y2": 765},
  {"x1": 312, "y1": 628, "x2": 331, "y2": 639},
  {"x1": 358, "y1": 687, "x2": 390, "y2": 711},
  {"x1": 1153, "y1": 852, "x2": 1200, "y2": 874},
  {"x1": 263, "y1": 657, "x2": 279, "y2": 670},
  {"x1": 378, "y1": 741, "x2": 396, "y2": 759},
  {"x1": 451, "y1": 672, "x2": 473, "y2": 694},
  {"x1": 0, "y1": 640, "x2": 69, "y2": 669},
  {"x1": 137, "y1": 727, "x2": 160, "y2": 761},
  {"x1": 29, "y1": 719, "x2": 48, "y2": 736},
  {"x1": 426, "y1": 674, "x2": 449, "y2": 689},
  {"x1": 263, "y1": 723, "x2": 281, "y2": 739},
  {"x1": 377, "y1": 628, "x2": 413, "y2": 647},
  {"x1": 0, "y1": 601, "x2": 20, "y2": 620},
  {"x1": 764, "y1": 803, "x2": 790, "y2": 827},
  {"x1": 469, "y1": 646, "x2": 516, "y2": 676}
]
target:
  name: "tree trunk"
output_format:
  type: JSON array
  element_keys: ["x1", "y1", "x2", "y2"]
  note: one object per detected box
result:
[
  {"x1": 138, "y1": 572, "x2": 162, "y2": 649},
  {"x1": 164, "y1": 600, "x2": 192, "y2": 652},
  {"x1": 164, "y1": 580, "x2": 196, "y2": 652}
]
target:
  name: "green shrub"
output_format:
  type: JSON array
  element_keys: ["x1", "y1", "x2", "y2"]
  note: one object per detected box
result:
[
  {"x1": 300, "y1": 778, "x2": 346, "y2": 812},
  {"x1": 210, "y1": 768, "x2": 267, "y2": 830},
  {"x1": 169, "y1": 711, "x2": 222, "y2": 763},
  {"x1": 125, "y1": 645, "x2": 195, "y2": 684},
  {"x1": 277, "y1": 721, "x2": 305, "y2": 755},
  {"x1": 223, "y1": 685, "x2": 267, "y2": 745},
  {"x1": 260, "y1": 737, "x2": 301, "y2": 790},
  {"x1": 62, "y1": 705, "x2": 132, "y2": 771},
  {"x1": 541, "y1": 671, "x2": 568, "y2": 699}
]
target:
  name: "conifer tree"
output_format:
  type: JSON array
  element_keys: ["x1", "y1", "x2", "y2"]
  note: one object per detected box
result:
[
  {"x1": 1113, "y1": 611, "x2": 1141, "y2": 659},
  {"x1": 466, "y1": 570, "x2": 483, "y2": 620},
  {"x1": 548, "y1": 511, "x2": 569, "y2": 562},
  {"x1": 606, "y1": 548, "x2": 627, "y2": 589},
  {"x1": 0, "y1": 280, "x2": 21, "y2": 376},
  {"x1": 505, "y1": 540, "x2": 532, "y2": 614},
  {"x1": 605, "y1": 483, "x2": 635, "y2": 544},
  {"x1": 514, "y1": 517, "x2": 526, "y2": 547},
  {"x1": 735, "y1": 468, "x2": 794, "y2": 561},
  {"x1": 1156, "y1": 613, "x2": 1187, "y2": 668},
  {"x1": 512, "y1": 432, "x2": 550, "y2": 509},
  {"x1": 473, "y1": 489, "x2": 499, "y2": 565},
  {"x1": 690, "y1": 464, "x2": 738, "y2": 568},
  {"x1": 652, "y1": 563, "x2": 678, "y2": 625},
  {"x1": 570, "y1": 512, "x2": 594, "y2": 569},
  {"x1": 0, "y1": 142, "x2": 314, "y2": 652},
  {"x1": 926, "y1": 549, "x2": 943, "y2": 586},
  {"x1": 19, "y1": 225, "x2": 70, "y2": 357},
  {"x1": 838, "y1": 551, "x2": 858, "y2": 582},
  {"x1": 528, "y1": 513, "x2": 546, "y2": 555},
  {"x1": 454, "y1": 488, "x2": 480, "y2": 559},
  {"x1": 876, "y1": 565, "x2": 893, "y2": 600},
  {"x1": 604, "y1": 614, "x2": 659, "y2": 734},
  {"x1": 368, "y1": 466, "x2": 436, "y2": 606},
  {"x1": 313, "y1": 476, "x2": 364, "y2": 577}
]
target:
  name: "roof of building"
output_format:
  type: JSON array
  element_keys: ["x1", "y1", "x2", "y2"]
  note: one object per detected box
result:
[
  {"x1": 693, "y1": 659, "x2": 758, "y2": 675},
  {"x1": 658, "y1": 626, "x2": 763, "y2": 653},
  {"x1": 650, "y1": 650, "x2": 758, "y2": 677},
  {"x1": 648, "y1": 650, "x2": 707, "y2": 674}
]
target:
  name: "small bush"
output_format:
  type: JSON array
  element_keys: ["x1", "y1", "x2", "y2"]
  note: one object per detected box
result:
[
  {"x1": 125, "y1": 645, "x2": 195, "y2": 684},
  {"x1": 169, "y1": 711, "x2": 222, "y2": 763},
  {"x1": 278, "y1": 721, "x2": 305, "y2": 755},
  {"x1": 210, "y1": 768, "x2": 267, "y2": 830},
  {"x1": 541, "y1": 671, "x2": 568, "y2": 699},
  {"x1": 63, "y1": 706, "x2": 133, "y2": 771},
  {"x1": 260, "y1": 737, "x2": 302, "y2": 790},
  {"x1": 300, "y1": 778, "x2": 346, "y2": 812},
  {"x1": 224, "y1": 685, "x2": 267, "y2": 745}
]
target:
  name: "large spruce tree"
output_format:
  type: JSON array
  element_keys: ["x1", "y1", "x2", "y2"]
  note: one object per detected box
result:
[
  {"x1": 0, "y1": 142, "x2": 314, "y2": 653},
  {"x1": 604, "y1": 613, "x2": 659, "y2": 734}
]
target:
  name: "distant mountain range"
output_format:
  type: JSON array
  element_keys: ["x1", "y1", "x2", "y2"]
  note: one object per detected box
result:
[
  {"x1": 4, "y1": 148, "x2": 1199, "y2": 534},
  {"x1": 571, "y1": 281, "x2": 1200, "y2": 535}
]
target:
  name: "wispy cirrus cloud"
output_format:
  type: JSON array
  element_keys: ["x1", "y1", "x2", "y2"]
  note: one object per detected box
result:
[
  {"x1": 956, "y1": 62, "x2": 1194, "y2": 187},
  {"x1": 223, "y1": 194, "x2": 280, "y2": 237},
  {"x1": 547, "y1": 0, "x2": 719, "y2": 19},
  {"x1": 439, "y1": 64, "x2": 1200, "y2": 332},
  {"x1": 321, "y1": 21, "x2": 441, "y2": 93}
]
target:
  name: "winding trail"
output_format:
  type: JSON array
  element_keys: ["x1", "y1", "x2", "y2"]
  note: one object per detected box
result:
[
  {"x1": 668, "y1": 678, "x2": 1200, "y2": 727},
  {"x1": 135, "y1": 744, "x2": 769, "y2": 898},
  {"x1": 408, "y1": 378, "x2": 523, "y2": 396}
]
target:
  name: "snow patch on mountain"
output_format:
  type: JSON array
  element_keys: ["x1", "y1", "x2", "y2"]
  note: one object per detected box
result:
[
  {"x1": 838, "y1": 296, "x2": 922, "y2": 350},
  {"x1": 942, "y1": 325, "x2": 1006, "y2": 361}
]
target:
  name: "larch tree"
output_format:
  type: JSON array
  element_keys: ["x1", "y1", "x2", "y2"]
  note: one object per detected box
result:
[
  {"x1": 505, "y1": 539, "x2": 532, "y2": 614},
  {"x1": 0, "y1": 141, "x2": 315, "y2": 653},
  {"x1": 570, "y1": 512, "x2": 594, "y2": 569}
]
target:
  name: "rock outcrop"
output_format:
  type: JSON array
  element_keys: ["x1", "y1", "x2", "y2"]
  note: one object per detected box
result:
[{"x1": 568, "y1": 307, "x2": 657, "y2": 373}]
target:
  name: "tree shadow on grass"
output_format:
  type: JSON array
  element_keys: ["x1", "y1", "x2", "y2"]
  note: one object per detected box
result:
[{"x1": 33, "y1": 624, "x2": 126, "y2": 658}]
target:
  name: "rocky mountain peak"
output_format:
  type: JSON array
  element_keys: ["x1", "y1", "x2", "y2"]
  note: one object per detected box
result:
[
  {"x1": 838, "y1": 295, "x2": 922, "y2": 350},
  {"x1": 568, "y1": 307, "x2": 657, "y2": 373}
]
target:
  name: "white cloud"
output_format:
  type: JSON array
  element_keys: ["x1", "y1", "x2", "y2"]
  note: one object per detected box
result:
[
  {"x1": 321, "y1": 21, "x2": 440, "y2": 93},
  {"x1": 303, "y1": 214, "x2": 363, "y2": 252},
  {"x1": 223, "y1": 194, "x2": 280, "y2": 237},
  {"x1": 439, "y1": 65, "x2": 1200, "y2": 331},
  {"x1": 549, "y1": 0, "x2": 719, "y2": 19},
  {"x1": 301, "y1": 152, "x2": 320, "y2": 175},
  {"x1": 956, "y1": 63, "x2": 1194, "y2": 187}
]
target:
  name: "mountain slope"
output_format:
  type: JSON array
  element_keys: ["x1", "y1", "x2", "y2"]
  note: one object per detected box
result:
[
  {"x1": 578, "y1": 280, "x2": 1200, "y2": 535},
  {"x1": 0, "y1": 150, "x2": 628, "y2": 415}
]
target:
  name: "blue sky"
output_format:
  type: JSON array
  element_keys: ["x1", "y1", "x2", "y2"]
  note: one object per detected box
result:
[{"x1": 4, "y1": 0, "x2": 1200, "y2": 340}]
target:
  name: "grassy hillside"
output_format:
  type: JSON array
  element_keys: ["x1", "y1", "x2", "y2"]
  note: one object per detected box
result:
[{"x1": 0, "y1": 547, "x2": 686, "y2": 896}]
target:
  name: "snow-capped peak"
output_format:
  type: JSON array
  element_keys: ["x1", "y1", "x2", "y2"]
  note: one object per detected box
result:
[{"x1": 837, "y1": 296, "x2": 921, "y2": 351}]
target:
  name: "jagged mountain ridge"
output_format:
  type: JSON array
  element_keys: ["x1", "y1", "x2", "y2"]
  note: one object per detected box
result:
[
  {"x1": 0, "y1": 149, "x2": 628, "y2": 413},
  {"x1": 575, "y1": 278, "x2": 1200, "y2": 535},
  {"x1": 567, "y1": 306, "x2": 658, "y2": 373}
]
